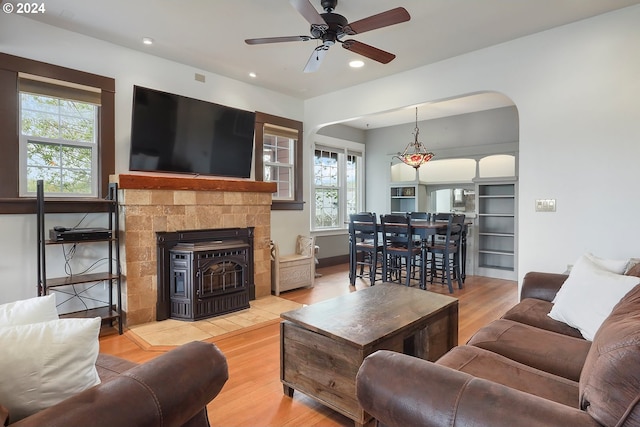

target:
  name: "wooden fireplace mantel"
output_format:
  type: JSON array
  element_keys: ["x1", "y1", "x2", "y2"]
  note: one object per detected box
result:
[{"x1": 114, "y1": 173, "x2": 277, "y2": 193}]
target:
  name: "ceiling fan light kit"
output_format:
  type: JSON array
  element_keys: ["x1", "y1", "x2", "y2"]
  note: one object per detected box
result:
[{"x1": 245, "y1": 0, "x2": 410, "y2": 72}]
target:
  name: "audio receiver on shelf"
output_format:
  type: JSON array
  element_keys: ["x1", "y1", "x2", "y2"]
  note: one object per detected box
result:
[{"x1": 49, "y1": 226, "x2": 112, "y2": 242}]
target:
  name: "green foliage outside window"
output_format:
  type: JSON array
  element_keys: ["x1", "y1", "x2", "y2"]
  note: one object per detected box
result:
[{"x1": 21, "y1": 94, "x2": 96, "y2": 195}]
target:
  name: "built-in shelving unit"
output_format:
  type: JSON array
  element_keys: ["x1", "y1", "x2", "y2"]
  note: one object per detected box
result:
[
  {"x1": 390, "y1": 184, "x2": 427, "y2": 213},
  {"x1": 36, "y1": 180, "x2": 122, "y2": 334},
  {"x1": 475, "y1": 180, "x2": 517, "y2": 280}
]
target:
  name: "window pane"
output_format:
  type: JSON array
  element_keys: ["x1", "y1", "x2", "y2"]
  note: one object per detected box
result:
[
  {"x1": 20, "y1": 92, "x2": 97, "y2": 196},
  {"x1": 60, "y1": 115, "x2": 94, "y2": 143},
  {"x1": 312, "y1": 144, "x2": 363, "y2": 229},
  {"x1": 62, "y1": 169, "x2": 92, "y2": 194},
  {"x1": 21, "y1": 93, "x2": 58, "y2": 114},
  {"x1": 264, "y1": 131, "x2": 294, "y2": 200},
  {"x1": 265, "y1": 165, "x2": 292, "y2": 198},
  {"x1": 21, "y1": 110, "x2": 60, "y2": 139},
  {"x1": 346, "y1": 154, "x2": 359, "y2": 216},
  {"x1": 26, "y1": 141, "x2": 92, "y2": 194},
  {"x1": 27, "y1": 141, "x2": 59, "y2": 167},
  {"x1": 315, "y1": 188, "x2": 339, "y2": 227},
  {"x1": 62, "y1": 145, "x2": 92, "y2": 169},
  {"x1": 314, "y1": 149, "x2": 338, "y2": 186}
]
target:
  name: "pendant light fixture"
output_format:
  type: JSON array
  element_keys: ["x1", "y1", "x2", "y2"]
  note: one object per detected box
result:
[{"x1": 394, "y1": 107, "x2": 434, "y2": 168}]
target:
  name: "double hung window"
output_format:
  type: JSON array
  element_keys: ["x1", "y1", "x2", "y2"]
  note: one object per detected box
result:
[
  {"x1": 19, "y1": 75, "x2": 101, "y2": 197},
  {"x1": 263, "y1": 124, "x2": 297, "y2": 200},
  {"x1": 0, "y1": 53, "x2": 115, "y2": 214},
  {"x1": 313, "y1": 137, "x2": 364, "y2": 230},
  {"x1": 254, "y1": 112, "x2": 303, "y2": 210}
]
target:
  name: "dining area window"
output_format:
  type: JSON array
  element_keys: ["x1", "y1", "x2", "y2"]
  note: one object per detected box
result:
[{"x1": 312, "y1": 139, "x2": 364, "y2": 230}]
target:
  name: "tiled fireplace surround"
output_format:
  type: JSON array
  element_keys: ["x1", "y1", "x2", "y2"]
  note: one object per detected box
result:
[{"x1": 113, "y1": 173, "x2": 276, "y2": 327}]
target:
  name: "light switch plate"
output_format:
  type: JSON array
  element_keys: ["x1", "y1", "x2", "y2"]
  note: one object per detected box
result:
[{"x1": 535, "y1": 199, "x2": 556, "y2": 212}]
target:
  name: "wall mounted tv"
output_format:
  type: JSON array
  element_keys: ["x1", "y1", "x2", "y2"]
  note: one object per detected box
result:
[{"x1": 129, "y1": 85, "x2": 256, "y2": 178}]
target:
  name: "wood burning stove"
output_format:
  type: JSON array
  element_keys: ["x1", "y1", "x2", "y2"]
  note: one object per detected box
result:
[{"x1": 156, "y1": 228, "x2": 255, "y2": 321}]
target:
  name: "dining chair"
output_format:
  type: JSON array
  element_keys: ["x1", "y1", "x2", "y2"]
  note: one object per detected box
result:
[
  {"x1": 408, "y1": 212, "x2": 430, "y2": 280},
  {"x1": 429, "y1": 212, "x2": 451, "y2": 246},
  {"x1": 379, "y1": 213, "x2": 423, "y2": 287},
  {"x1": 348, "y1": 212, "x2": 382, "y2": 286},
  {"x1": 409, "y1": 212, "x2": 430, "y2": 220},
  {"x1": 427, "y1": 214, "x2": 465, "y2": 293}
]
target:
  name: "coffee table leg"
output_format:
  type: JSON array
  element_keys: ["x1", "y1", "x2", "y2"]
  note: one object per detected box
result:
[{"x1": 283, "y1": 384, "x2": 294, "y2": 397}]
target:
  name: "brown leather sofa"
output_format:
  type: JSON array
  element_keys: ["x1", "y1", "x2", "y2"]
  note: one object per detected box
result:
[
  {"x1": 2, "y1": 341, "x2": 228, "y2": 427},
  {"x1": 356, "y1": 272, "x2": 640, "y2": 427}
]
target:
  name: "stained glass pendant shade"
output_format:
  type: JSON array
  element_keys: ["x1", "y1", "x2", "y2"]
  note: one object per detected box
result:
[{"x1": 394, "y1": 107, "x2": 434, "y2": 169}]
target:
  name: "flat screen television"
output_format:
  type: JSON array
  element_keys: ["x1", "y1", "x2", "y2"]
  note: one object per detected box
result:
[{"x1": 129, "y1": 85, "x2": 255, "y2": 178}]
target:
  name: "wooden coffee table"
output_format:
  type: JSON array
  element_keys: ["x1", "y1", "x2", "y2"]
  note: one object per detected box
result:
[{"x1": 280, "y1": 283, "x2": 458, "y2": 427}]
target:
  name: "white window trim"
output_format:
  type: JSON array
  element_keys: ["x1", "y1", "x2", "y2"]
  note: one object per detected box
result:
[
  {"x1": 263, "y1": 135, "x2": 295, "y2": 201},
  {"x1": 312, "y1": 135, "x2": 365, "y2": 231}
]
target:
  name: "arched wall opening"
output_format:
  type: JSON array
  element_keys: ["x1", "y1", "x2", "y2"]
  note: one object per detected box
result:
[{"x1": 312, "y1": 91, "x2": 520, "y2": 279}]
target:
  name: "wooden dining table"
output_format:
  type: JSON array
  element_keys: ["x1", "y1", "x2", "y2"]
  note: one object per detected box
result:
[{"x1": 348, "y1": 218, "x2": 470, "y2": 290}]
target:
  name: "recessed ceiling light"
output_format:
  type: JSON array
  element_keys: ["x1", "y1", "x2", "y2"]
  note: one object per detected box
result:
[
  {"x1": 249, "y1": 72, "x2": 257, "y2": 78},
  {"x1": 142, "y1": 37, "x2": 154, "y2": 45},
  {"x1": 349, "y1": 60, "x2": 364, "y2": 68}
]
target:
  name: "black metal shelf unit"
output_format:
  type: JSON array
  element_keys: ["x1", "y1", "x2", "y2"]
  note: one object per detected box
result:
[{"x1": 36, "y1": 180, "x2": 122, "y2": 334}]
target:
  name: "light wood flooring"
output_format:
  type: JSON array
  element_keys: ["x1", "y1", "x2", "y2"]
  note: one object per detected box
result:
[{"x1": 100, "y1": 264, "x2": 518, "y2": 427}]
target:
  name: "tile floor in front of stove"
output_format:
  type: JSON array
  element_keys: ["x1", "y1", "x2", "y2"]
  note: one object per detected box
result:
[{"x1": 127, "y1": 295, "x2": 303, "y2": 346}]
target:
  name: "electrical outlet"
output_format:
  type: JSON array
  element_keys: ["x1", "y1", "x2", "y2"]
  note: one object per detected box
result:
[{"x1": 535, "y1": 199, "x2": 556, "y2": 212}]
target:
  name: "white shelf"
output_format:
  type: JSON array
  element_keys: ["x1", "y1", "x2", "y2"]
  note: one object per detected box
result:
[
  {"x1": 476, "y1": 181, "x2": 516, "y2": 280},
  {"x1": 389, "y1": 184, "x2": 427, "y2": 212}
]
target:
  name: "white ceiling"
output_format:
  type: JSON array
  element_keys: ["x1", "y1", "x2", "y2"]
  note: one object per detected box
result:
[{"x1": 20, "y1": 0, "x2": 640, "y2": 128}]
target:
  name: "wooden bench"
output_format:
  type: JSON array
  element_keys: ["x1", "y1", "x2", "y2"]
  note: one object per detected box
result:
[{"x1": 270, "y1": 235, "x2": 315, "y2": 296}]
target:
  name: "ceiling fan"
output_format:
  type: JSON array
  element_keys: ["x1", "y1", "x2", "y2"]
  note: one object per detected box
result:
[{"x1": 244, "y1": 0, "x2": 410, "y2": 73}]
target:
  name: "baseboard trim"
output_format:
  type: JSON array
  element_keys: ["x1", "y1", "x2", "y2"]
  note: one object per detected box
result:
[{"x1": 317, "y1": 254, "x2": 349, "y2": 269}]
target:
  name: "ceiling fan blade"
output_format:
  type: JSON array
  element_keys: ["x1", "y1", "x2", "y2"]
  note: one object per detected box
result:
[
  {"x1": 290, "y1": 0, "x2": 328, "y2": 30},
  {"x1": 304, "y1": 47, "x2": 329, "y2": 73},
  {"x1": 245, "y1": 35, "x2": 312, "y2": 45},
  {"x1": 344, "y1": 7, "x2": 410, "y2": 35},
  {"x1": 341, "y1": 40, "x2": 396, "y2": 64}
]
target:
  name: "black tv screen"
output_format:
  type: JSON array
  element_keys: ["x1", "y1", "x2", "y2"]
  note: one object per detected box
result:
[{"x1": 129, "y1": 86, "x2": 255, "y2": 178}]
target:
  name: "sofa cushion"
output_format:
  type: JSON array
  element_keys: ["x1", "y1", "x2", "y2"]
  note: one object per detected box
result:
[
  {"x1": 579, "y1": 284, "x2": 640, "y2": 427},
  {"x1": 467, "y1": 319, "x2": 591, "y2": 381},
  {"x1": 502, "y1": 298, "x2": 583, "y2": 338},
  {"x1": 549, "y1": 255, "x2": 640, "y2": 340},
  {"x1": 0, "y1": 317, "x2": 101, "y2": 422},
  {"x1": 437, "y1": 345, "x2": 579, "y2": 408},
  {"x1": 0, "y1": 294, "x2": 58, "y2": 327}
]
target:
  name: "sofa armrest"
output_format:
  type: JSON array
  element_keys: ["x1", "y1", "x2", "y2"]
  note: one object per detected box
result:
[
  {"x1": 356, "y1": 350, "x2": 599, "y2": 427},
  {"x1": 1, "y1": 405, "x2": 8, "y2": 426},
  {"x1": 11, "y1": 341, "x2": 228, "y2": 427},
  {"x1": 521, "y1": 271, "x2": 568, "y2": 301}
]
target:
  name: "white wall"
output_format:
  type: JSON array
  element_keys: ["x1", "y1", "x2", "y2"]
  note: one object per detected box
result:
[
  {"x1": 0, "y1": 14, "x2": 303, "y2": 303},
  {"x1": 304, "y1": 6, "x2": 640, "y2": 281}
]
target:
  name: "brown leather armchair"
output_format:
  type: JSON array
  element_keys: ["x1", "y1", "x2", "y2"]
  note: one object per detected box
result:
[{"x1": 4, "y1": 341, "x2": 228, "y2": 427}]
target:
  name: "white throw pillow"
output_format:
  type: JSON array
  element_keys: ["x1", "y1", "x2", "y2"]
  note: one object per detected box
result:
[
  {"x1": 549, "y1": 255, "x2": 640, "y2": 340},
  {"x1": 553, "y1": 253, "x2": 631, "y2": 304},
  {"x1": 584, "y1": 252, "x2": 630, "y2": 274},
  {"x1": 0, "y1": 294, "x2": 58, "y2": 327},
  {"x1": 0, "y1": 317, "x2": 101, "y2": 421}
]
